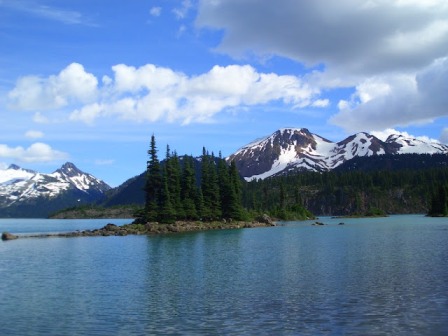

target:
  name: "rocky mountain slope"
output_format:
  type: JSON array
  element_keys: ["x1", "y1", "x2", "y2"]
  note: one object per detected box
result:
[
  {"x1": 0, "y1": 162, "x2": 110, "y2": 217},
  {"x1": 227, "y1": 128, "x2": 448, "y2": 180}
]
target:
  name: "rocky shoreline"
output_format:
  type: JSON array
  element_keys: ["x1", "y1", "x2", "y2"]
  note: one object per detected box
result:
[{"x1": 2, "y1": 215, "x2": 276, "y2": 240}]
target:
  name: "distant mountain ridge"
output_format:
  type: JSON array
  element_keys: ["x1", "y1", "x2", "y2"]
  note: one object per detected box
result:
[
  {"x1": 0, "y1": 162, "x2": 110, "y2": 217},
  {"x1": 227, "y1": 128, "x2": 448, "y2": 180},
  {"x1": 1, "y1": 128, "x2": 447, "y2": 218}
]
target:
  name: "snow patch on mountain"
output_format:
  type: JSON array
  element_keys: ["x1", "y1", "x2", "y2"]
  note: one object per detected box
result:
[
  {"x1": 227, "y1": 128, "x2": 448, "y2": 181},
  {"x1": 386, "y1": 134, "x2": 446, "y2": 154},
  {"x1": 0, "y1": 162, "x2": 110, "y2": 207}
]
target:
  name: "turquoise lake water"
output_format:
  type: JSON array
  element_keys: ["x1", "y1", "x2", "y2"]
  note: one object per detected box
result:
[{"x1": 1, "y1": 215, "x2": 448, "y2": 335}]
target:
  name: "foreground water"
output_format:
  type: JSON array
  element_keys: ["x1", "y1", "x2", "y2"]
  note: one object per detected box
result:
[{"x1": 1, "y1": 215, "x2": 448, "y2": 335}]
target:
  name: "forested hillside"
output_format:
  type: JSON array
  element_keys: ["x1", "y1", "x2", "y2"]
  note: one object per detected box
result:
[
  {"x1": 335, "y1": 153, "x2": 448, "y2": 172},
  {"x1": 54, "y1": 151, "x2": 448, "y2": 219},
  {"x1": 240, "y1": 153, "x2": 448, "y2": 216}
]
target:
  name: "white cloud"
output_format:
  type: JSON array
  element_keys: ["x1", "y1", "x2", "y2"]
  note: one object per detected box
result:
[
  {"x1": 70, "y1": 103, "x2": 104, "y2": 125},
  {"x1": 330, "y1": 57, "x2": 448, "y2": 132},
  {"x1": 0, "y1": 142, "x2": 68, "y2": 163},
  {"x1": 196, "y1": 0, "x2": 448, "y2": 77},
  {"x1": 440, "y1": 128, "x2": 448, "y2": 144},
  {"x1": 173, "y1": 0, "x2": 192, "y2": 19},
  {"x1": 33, "y1": 112, "x2": 50, "y2": 124},
  {"x1": 25, "y1": 130, "x2": 44, "y2": 139},
  {"x1": 111, "y1": 63, "x2": 181, "y2": 93},
  {"x1": 194, "y1": 0, "x2": 448, "y2": 137},
  {"x1": 150, "y1": 7, "x2": 162, "y2": 17},
  {"x1": 311, "y1": 99, "x2": 330, "y2": 108},
  {"x1": 370, "y1": 128, "x2": 439, "y2": 143},
  {"x1": 8, "y1": 63, "x2": 98, "y2": 111},
  {"x1": 58, "y1": 63, "x2": 321, "y2": 125}
]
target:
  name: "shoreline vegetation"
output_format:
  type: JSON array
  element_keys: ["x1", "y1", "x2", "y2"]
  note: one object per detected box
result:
[{"x1": 49, "y1": 205, "x2": 139, "y2": 219}]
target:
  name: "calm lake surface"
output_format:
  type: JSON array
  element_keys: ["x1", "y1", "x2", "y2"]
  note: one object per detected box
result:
[{"x1": 1, "y1": 215, "x2": 448, "y2": 335}]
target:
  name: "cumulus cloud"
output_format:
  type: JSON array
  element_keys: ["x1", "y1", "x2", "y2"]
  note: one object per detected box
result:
[
  {"x1": 196, "y1": 0, "x2": 448, "y2": 78},
  {"x1": 8, "y1": 63, "x2": 98, "y2": 111},
  {"x1": 0, "y1": 143, "x2": 68, "y2": 163},
  {"x1": 62, "y1": 63, "x2": 322, "y2": 124},
  {"x1": 7, "y1": 62, "x2": 323, "y2": 125},
  {"x1": 330, "y1": 57, "x2": 448, "y2": 132},
  {"x1": 311, "y1": 99, "x2": 330, "y2": 108},
  {"x1": 194, "y1": 0, "x2": 448, "y2": 135},
  {"x1": 70, "y1": 103, "x2": 104, "y2": 125}
]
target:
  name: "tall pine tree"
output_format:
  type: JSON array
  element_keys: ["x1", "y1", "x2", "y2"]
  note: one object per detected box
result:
[
  {"x1": 227, "y1": 160, "x2": 244, "y2": 220},
  {"x1": 165, "y1": 146, "x2": 183, "y2": 220},
  {"x1": 144, "y1": 134, "x2": 162, "y2": 222},
  {"x1": 200, "y1": 148, "x2": 221, "y2": 220},
  {"x1": 158, "y1": 165, "x2": 176, "y2": 224},
  {"x1": 181, "y1": 155, "x2": 199, "y2": 220}
]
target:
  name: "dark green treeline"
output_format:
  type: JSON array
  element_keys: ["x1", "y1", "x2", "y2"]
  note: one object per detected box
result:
[
  {"x1": 139, "y1": 135, "x2": 245, "y2": 224},
  {"x1": 428, "y1": 184, "x2": 448, "y2": 216},
  {"x1": 244, "y1": 167, "x2": 448, "y2": 216}
]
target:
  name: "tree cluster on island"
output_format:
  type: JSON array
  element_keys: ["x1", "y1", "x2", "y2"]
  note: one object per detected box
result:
[{"x1": 135, "y1": 135, "x2": 246, "y2": 224}]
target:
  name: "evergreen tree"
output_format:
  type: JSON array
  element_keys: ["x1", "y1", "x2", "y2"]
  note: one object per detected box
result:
[
  {"x1": 158, "y1": 166, "x2": 176, "y2": 223},
  {"x1": 200, "y1": 148, "x2": 221, "y2": 220},
  {"x1": 196, "y1": 187, "x2": 205, "y2": 220},
  {"x1": 165, "y1": 147, "x2": 182, "y2": 219},
  {"x1": 181, "y1": 155, "x2": 199, "y2": 220},
  {"x1": 217, "y1": 156, "x2": 231, "y2": 218},
  {"x1": 200, "y1": 148, "x2": 213, "y2": 220},
  {"x1": 208, "y1": 153, "x2": 221, "y2": 219},
  {"x1": 144, "y1": 134, "x2": 162, "y2": 221},
  {"x1": 227, "y1": 160, "x2": 244, "y2": 220}
]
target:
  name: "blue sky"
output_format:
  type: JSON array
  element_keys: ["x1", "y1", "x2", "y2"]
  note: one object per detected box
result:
[{"x1": 1, "y1": 0, "x2": 448, "y2": 186}]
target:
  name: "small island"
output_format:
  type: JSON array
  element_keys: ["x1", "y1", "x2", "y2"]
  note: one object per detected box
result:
[
  {"x1": 127, "y1": 136, "x2": 312, "y2": 226},
  {"x1": 4, "y1": 137, "x2": 312, "y2": 240},
  {"x1": 2, "y1": 215, "x2": 275, "y2": 240}
]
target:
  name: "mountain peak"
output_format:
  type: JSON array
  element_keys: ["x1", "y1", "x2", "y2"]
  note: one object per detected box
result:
[
  {"x1": 61, "y1": 162, "x2": 78, "y2": 170},
  {"x1": 0, "y1": 162, "x2": 111, "y2": 217},
  {"x1": 227, "y1": 128, "x2": 448, "y2": 181},
  {"x1": 58, "y1": 162, "x2": 82, "y2": 176},
  {"x1": 7, "y1": 164, "x2": 21, "y2": 170}
]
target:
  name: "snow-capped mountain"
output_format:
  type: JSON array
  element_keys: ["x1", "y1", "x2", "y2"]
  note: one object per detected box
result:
[
  {"x1": 0, "y1": 162, "x2": 111, "y2": 217},
  {"x1": 227, "y1": 128, "x2": 448, "y2": 181}
]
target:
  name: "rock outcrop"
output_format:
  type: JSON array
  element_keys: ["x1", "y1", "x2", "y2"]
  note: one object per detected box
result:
[{"x1": 2, "y1": 232, "x2": 18, "y2": 240}]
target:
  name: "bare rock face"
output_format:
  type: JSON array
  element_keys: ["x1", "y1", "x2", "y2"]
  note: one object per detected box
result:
[
  {"x1": 257, "y1": 214, "x2": 275, "y2": 226},
  {"x1": 2, "y1": 232, "x2": 18, "y2": 241}
]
